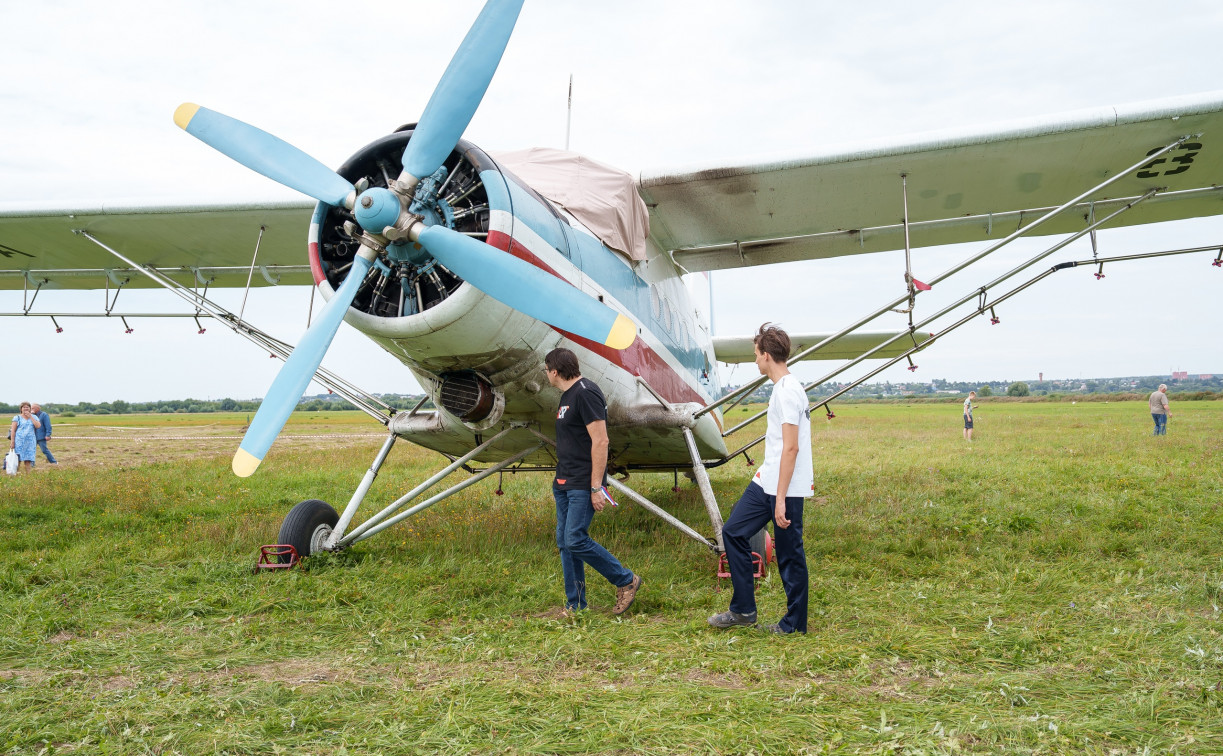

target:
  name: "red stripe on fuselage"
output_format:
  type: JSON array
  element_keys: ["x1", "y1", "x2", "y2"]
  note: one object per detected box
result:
[{"x1": 486, "y1": 229, "x2": 707, "y2": 406}]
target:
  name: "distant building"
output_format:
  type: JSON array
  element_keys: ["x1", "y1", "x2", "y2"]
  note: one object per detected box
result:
[
  {"x1": 1172, "y1": 371, "x2": 1189, "y2": 380},
  {"x1": 1201, "y1": 374, "x2": 1214, "y2": 380}
]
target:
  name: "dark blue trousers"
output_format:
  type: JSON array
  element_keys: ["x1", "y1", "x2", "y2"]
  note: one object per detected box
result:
[
  {"x1": 723, "y1": 482, "x2": 808, "y2": 633},
  {"x1": 34, "y1": 439, "x2": 56, "y2": 465}
]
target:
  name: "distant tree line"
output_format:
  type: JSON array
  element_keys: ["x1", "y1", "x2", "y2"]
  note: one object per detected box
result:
[
  {"x1": 724, "y1": 374, "x2": 1221, "y2": 404},
  {"x1": 7, "y1": 373, "x2": 1219, "y2": 416},
  {"x1": 0, "y1": 393, "x2": 430, "y2": 416}
]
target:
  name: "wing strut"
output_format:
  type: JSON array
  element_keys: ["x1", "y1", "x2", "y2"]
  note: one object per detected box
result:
[
  {"x1": 697, "y1": 134, "x2": 1196, "y2": 422},
  {"x1": 718, "y1": 186, "x2": 1163, "y2": 438},
  {"x1": 893, "y1": 173, "x2": 933, "y2": 320},
  {"x1": 722, "y1": 239, "x2": 1223, "y2": 461},
  {"x1": 71, "y1": 229, "x2": 395, "y2": 424}
]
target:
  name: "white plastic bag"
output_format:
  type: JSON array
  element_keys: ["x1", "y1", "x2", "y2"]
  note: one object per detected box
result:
[{"x1": 4, "y1": 449, "x2": 17, "y2": 475}]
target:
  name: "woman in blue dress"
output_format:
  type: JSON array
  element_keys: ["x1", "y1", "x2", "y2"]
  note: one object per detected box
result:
[{"x1": 9, "y1": 401, "x2": 42, "y2": 474}]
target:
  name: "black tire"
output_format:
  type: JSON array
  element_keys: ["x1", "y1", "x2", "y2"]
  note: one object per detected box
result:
[{"x1": 277, "y1": 499, "x2": 339, "y2": 560}]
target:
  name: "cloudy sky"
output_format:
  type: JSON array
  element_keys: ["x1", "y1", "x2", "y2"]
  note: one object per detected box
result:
[{"x1": 2, "y1": 0, "x2": 1221, "y2": 403}]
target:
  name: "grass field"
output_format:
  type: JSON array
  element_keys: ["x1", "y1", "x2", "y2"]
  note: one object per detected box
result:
[{"x1": 2, "y1": 401, "x2": 1221, "y2": 754}]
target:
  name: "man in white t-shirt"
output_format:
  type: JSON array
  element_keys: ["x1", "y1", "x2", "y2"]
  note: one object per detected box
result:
[{"x1": 709, "y1": 324, "x2": 813, "y2": 634}]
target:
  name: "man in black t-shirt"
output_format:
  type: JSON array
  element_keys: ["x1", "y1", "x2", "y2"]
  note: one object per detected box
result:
[{"x1": 544, "y1": 348, "x2": 641, "y2": 615}]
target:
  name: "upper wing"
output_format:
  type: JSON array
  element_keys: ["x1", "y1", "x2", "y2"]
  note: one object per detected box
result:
[
  {"x1": 0, "y1": 200, "x2": 316, "y2": 290},
  {"x1": 713, "y1": 331, "x2": 933, "y2": 363},
  {"x1": 639, "y1": 92, "x2": 1223, "y2": 272}
]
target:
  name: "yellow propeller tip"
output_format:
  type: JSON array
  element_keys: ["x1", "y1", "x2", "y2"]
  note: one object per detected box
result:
[
  {"x1": 173, "y1": 103, "x2": 201, "y2": 130},
  {"x1": 604, "y1": 314, "x2": 637, "y2": 350},
  {"x1": 232, "y1": 448, "x2": 261, "y2": 478}
]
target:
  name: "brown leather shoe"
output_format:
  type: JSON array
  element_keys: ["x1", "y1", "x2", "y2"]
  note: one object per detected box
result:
[{"x1": 612, "y1": 574, "x2": 642, "y2": 615}]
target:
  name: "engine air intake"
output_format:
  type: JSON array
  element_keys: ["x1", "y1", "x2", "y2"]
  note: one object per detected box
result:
[{"x1": 438, "y1": 371, "x2": 495, "y2": 422}]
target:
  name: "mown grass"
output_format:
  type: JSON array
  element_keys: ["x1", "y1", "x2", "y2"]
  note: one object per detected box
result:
[{"x1": 2, "y1": 402, "x2": 1221, "y2": 754}]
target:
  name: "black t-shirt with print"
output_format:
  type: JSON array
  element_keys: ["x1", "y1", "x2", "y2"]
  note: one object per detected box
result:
[{"x1": 554, "y1": 377, "x2": 608, "y2": 490}]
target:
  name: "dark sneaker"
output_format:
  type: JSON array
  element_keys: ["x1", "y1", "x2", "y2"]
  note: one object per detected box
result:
[
  {"x1": 763, "y1": 623, "x2": 786, "y2": 634},
  {"x1": 612, "y1": 574, "x2": 642, "y2": 615},
  {"x1": 708, "y1": 610, "x2": 757, "y2": 628}
]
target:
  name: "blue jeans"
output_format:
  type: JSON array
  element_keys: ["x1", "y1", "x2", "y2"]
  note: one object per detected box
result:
[
  {"x1": 33, "y1": 439, "x2": 56, "y2": 465},
  {"x1": 723, "y1": 482, "x2": 809, "y2": 633},
  {"x1": 1152, "y1": 413, "x2": 1167, "y2": 435},
  {"x1": 554, "y1": 485, "x2": 634, "y2": 610}
]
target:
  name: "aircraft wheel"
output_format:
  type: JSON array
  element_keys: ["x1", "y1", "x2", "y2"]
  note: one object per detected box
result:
[{"x1": 277, "y1": 499, "x2": 339, "y2": 559}]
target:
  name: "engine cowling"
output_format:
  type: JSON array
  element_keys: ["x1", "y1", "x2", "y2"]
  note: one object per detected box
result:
[
  {"x1": 311, "y1": 126, "x2": 495, "y2": 321},
  {"x1": 305, "y1": 127, "x2": 566, "y2": 431}
]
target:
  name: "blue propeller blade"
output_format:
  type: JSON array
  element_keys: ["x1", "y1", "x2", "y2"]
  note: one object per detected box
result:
[
  {"x1": 418, "y1": 225, "x2": 636, "y2": 350},
  {"x1": 175, "y1": 103, "x2": 355, "y2": 208},
  {"x1": 400, "y1": 0, "x2": 525, "y2": 182},
  {"x1": 232, "y1": 254, "x2": 374, "y2": 477}
]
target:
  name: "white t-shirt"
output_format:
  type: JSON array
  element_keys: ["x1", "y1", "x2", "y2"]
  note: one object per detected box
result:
[{"x1": 752, "y1": 373, "x2": 814, "y2": 498}]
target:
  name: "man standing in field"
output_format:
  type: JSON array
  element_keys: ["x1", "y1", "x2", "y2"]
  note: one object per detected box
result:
[
  {"x1": 544, "y1": 347, "x2": 642, "y2": 616},
  {"x1": 963, "y1": 391, "x2": 976, "y2": 441},
  {"x1": 709, "y1": 324, "x2": 813, "y2": 634},
  {"x1": 31, "y1": 403, "x2": 56, "y2": 467},
  {"x1": 1149, "y1": 384, "x2": 1170, "y2": 435}
]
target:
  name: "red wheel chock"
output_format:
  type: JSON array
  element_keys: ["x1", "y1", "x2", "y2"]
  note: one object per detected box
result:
[
  {"x1": 715, "y1": 532, "x2": 776, "y2": 577},
  {"x1": 717, "y1": 532, "x2": 775, "y2": 580},
  {"x1": 717, "y1": 551, "x2": 764, "y2": 579},
  {"x1": 255, "y1": 544, "x2": 300, "y2": 571}
]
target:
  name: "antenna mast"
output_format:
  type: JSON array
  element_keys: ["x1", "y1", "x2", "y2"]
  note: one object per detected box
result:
[{"x1": 565, "y1": 74, "x2": 573, "y2": 150}]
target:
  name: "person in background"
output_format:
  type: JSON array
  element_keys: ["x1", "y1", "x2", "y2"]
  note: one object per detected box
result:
[
  {"x1": 9, "y1": 402, "x2": 42, "y2": 474},
  {"x1": 30, "y1": 403, "x2": 57, "y2": 467},
  {"x1": 963, "y1": 391, "x2": 976, "y2": 441},
  {"x1": 1148, "y1": 384, "x2": 1170, "y2": 436}
]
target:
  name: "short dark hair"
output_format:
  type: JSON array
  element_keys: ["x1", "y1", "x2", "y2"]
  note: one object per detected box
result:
[
  {"x1": 544, "y1": 348, "x2": 581, "y2": 380},
  {"x1": 753, "y1": 323, "x2": 790, "y2": 364}
]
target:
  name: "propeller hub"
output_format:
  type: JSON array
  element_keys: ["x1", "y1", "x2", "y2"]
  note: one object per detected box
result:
[
  {"x1": 387, "y1": 241, "x2": 432, "y2": 265},
  {"x1": 353, "y1": 187, "x2": 403, "y2": 234}
]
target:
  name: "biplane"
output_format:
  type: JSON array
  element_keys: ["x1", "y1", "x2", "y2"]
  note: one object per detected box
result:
[{"x1": 2, "y1": 0, "x2": 1221, "y2": 563}]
